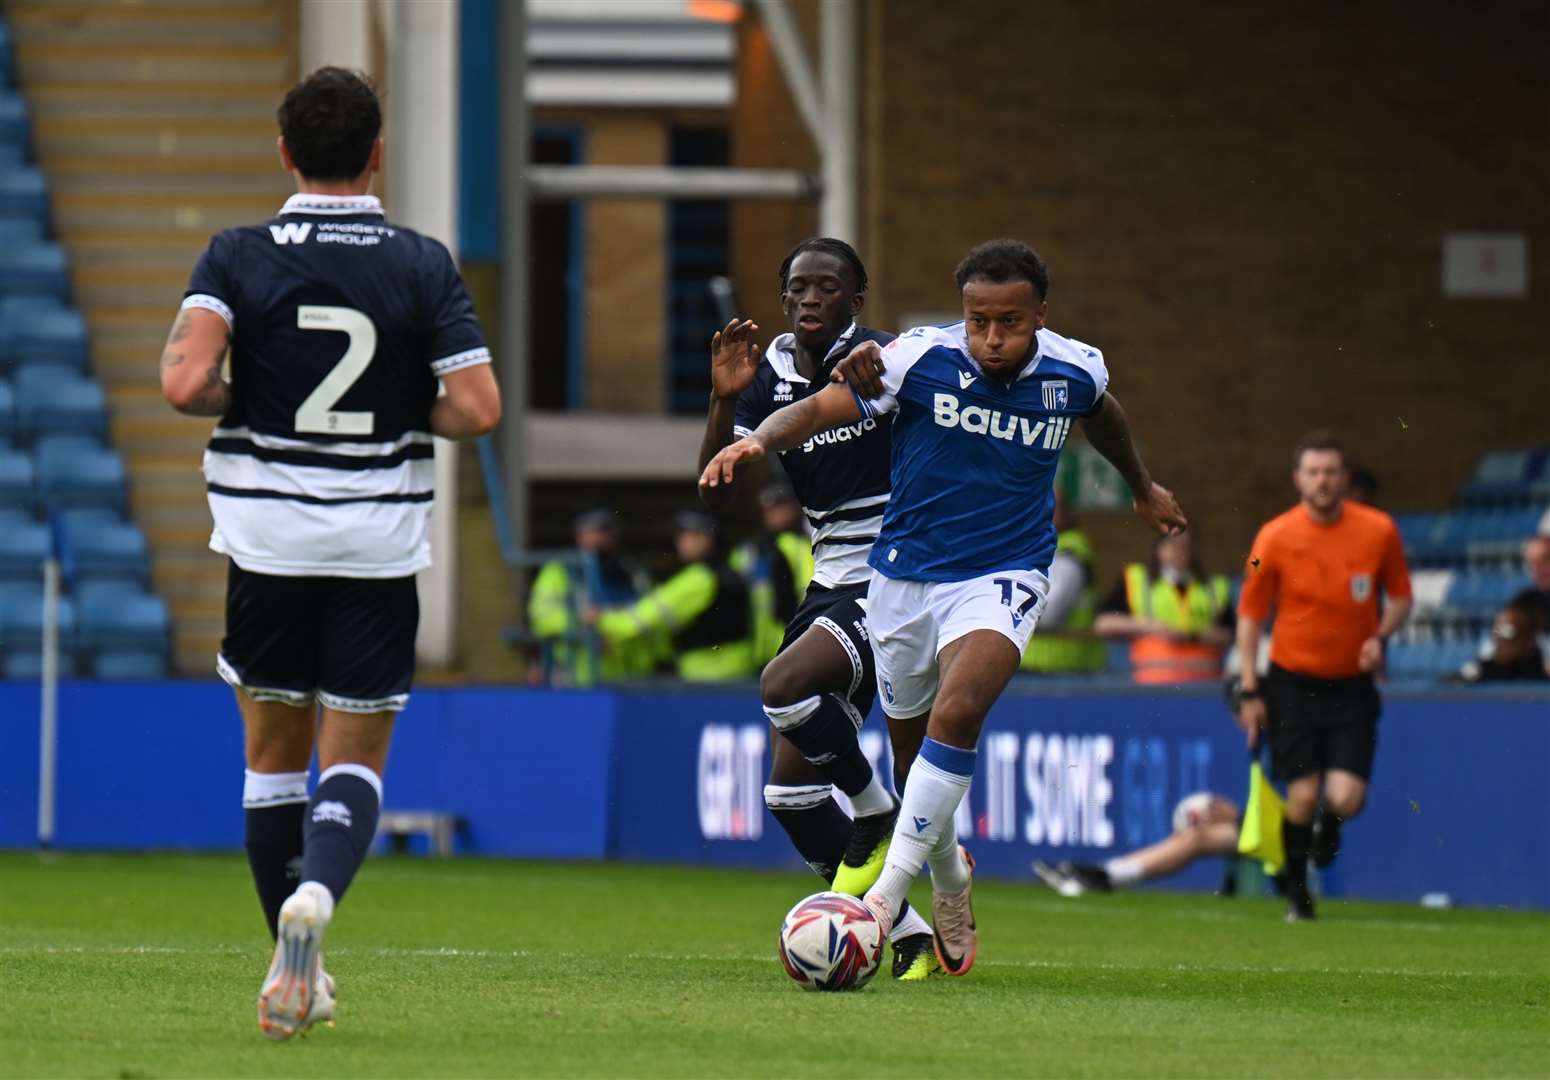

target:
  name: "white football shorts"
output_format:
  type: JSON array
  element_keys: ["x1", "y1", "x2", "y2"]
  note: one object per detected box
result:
[{"x1": 866, "y1": 566, "x2": 1049, "y2": 719}]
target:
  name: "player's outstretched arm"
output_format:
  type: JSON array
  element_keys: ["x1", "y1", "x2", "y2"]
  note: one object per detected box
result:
[
  {"x1": 431, "y1": 364, "x2": 502, "y2": 440},
  {"x1": 160, "y1": 307, "x2": 233, "y2": 417},
  {"x1": 1080, "y1": 392, "x2": 1186, "y2": 536},
  {"x1": 700, "y1": 382, "x2": 861, "y2": 490},
  {"x1": 698, "y1": 318, "x2": 762, "y2": 510}
]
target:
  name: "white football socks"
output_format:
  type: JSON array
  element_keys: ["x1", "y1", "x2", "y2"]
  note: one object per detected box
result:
[
  {"x1": 848, "y1": 769, "x2": 895, "y2": 818},
  {"x1": 868, "y1": 738, "x2": 976, "y2": 917},
  {"x1": 891, "y1": 903, "x2": 932, "y2": 942},
  {"x1": 1104, "y1": 856, "x2": 1145, "y2": 887}
]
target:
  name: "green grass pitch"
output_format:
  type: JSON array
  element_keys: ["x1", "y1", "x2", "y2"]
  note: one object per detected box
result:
[{"x1": 1, "y1": 852, "x2": 1545, "y2": 1078}]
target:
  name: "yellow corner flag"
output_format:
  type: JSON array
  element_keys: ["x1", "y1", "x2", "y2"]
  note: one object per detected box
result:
[{"x1": 1237, "y1": 759, "x2": 1286, "y2": 874}]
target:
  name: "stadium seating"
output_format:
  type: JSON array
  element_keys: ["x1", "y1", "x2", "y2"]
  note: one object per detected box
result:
[
  {"x1": 56, "y1": 510, "x2": 150, "y2": 587},
  {"x1": 0, "y1": 94, "x2": 27, "y2": 150},
  {"x1": 0, "y1": 165, "x2": 47, "y2": 218},
  {"x1": 1458, "y1": 449, "x2": 1550, "y2": 507},
  {"x1": 0, "y1": 582, "x2": 76, "y2": 656},
  {"x1": 0, "y1": 298, "x2": 90, "y2": 371},
  {"x1": 76, "y1": 587, "x2": 169, "y2": 659},
  {"x1": 0, "y1": 517, "x2": 47, "y2": 581},
  {"x1": 0, "y1": 446, "x2": 34, "y2": 514},
  {"x1": 0, "y1": 375, "x2": 13, "y2": 441},
  {"x1": 13, "y1": 368, "x2": 107, "y2": 442},
  {"x1": 0, "y1": 242, "x2": 70, "y2": 301},
  {"x1": 34, "y1": 436, "x2": 127, "y2": 515}
]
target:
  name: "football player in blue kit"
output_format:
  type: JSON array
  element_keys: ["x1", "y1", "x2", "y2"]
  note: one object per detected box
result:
[
  {"x1": 698, "y1": 238, "x2": 938, "y2": 980},
  {"x1": 703, "y1": 238, "x2": 1186, "y2": 976},
  {"x1": 159, "y1": 68, "x2": 500, "y2": 1038}
]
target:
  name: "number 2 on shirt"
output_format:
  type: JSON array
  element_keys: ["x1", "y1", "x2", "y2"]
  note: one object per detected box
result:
[{"x1": 294, "y1": 305, "x2": 377, "y2": 435}]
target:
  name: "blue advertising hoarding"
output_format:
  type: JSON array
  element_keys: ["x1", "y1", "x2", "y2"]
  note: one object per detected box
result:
[{"x1": 1, "y1": 680, "x2": 1545, "y2": 909}]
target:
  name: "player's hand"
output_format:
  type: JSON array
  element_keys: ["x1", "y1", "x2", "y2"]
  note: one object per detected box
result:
[
  {"x1": 829, "y1": 340, "x2": 885, "y2": 399},
  {"x1": 1134, "y1": 482, "x2": 1187, "y2": 536},
  {"x1": 1236, "y1": 697, "x2": 1268, "y2": 748},
  {"x1": 710, "y1": 319, "x2": 761, "y2": 400},
  {"x1": 700, "y1": 436, "x2": 767, "y2": 489},
  {"x1": 1357, "y1": 635, "x2": 1384, "y2": 673}
]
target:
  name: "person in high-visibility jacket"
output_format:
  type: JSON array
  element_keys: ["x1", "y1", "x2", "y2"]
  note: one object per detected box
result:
[
  {"x1": 1094, "y1": 531, "x2": 1232, "y2": 683},
  {"x1": 731, "y1": 482, "x2": 814, "y2": 669},
  {"x1": 595, "y1": 510, "x2": 755, "y2": 682},
  {"x1": 527, "y1": 507, "x2": 659, "y2": 687},
  {"x1": 1021, "y1": 490, "x2": 1106, "y2": 674}
]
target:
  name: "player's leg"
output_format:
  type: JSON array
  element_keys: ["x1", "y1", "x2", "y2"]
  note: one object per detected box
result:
[
  {"x1": 217, "y1": 561, "x2": 322, "y2": 942},
  {"x1": 764, "y1": 732, "x2": 851, "y2": 882},
  {"x1": 1312, "y1": 683, "x2": 1379, "y2": 867},
  {"x1": 1264, "y1": 668, "x2": 1323, "y2": 920},
  {"x1": 761, "y1": 620, "x2": 896, "y2": 891},
  {"x1": 886, "y1": 712, "x2": 928, "y2": 793},
  {"x1": 260, "y1": 574, "x2": 415, "y2": 1039},
  {"x1": 238, "y1": 694, "x2": 315, "y2": 940},
  {"x1": 1037, "y1": 819, "x2": 1241, "y2": 896}
]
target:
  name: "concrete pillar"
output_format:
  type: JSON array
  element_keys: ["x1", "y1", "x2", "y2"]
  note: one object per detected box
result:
[{"x1": 300, "y1": 0, "x2": 370, "y2": 75}]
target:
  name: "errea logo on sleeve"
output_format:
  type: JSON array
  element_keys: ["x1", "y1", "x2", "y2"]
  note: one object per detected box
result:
[{"x1": 932, "y1": 393, "x2": 1072, "y2": 449}]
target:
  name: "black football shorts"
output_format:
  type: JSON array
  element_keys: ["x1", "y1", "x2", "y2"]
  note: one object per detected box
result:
[
  {"x1": 1264, "y1": 663, "x2": 1381, "y2": 782},
  {"x1": 217, "y1": 560, "x2": 418, "y2": 713},
  {"x1": 778, "y1": 581, "x2": 878, "y2": 721}
]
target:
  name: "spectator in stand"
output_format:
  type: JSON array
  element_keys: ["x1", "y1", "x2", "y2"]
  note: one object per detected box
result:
[
  {"x1": 1094, "y1": 531, "x2": 1233, "y2": 683},
  {"x1": 1448, "y1": 599, "x2": 1549, "y2": 683},
  {"x1": 594, "y1": 510, "x2": 755, "y2": 682},
  {"x1": 528, "y1": 508, "x2": 658, "y2": 687},
  {"x1": 1346, "y1": 463, "x2": 1380, "y2": 507},
  {"x1": 1021, "y1": 489, "x2": 1106, "y2": 675},
  {"x1": 1511, "y1": 535, "x2": 1550, "y2": 632}
]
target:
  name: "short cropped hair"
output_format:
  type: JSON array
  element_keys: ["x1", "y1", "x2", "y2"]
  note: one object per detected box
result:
[
  {"x1": 954, "y1": 238, "x2": 1050, "y2": 300},
  {"x1": 277, "y1": 67, "x2": 382, "y2": 181},
  {"x1": 779, "y1": 237, "x2": 869, "y2": 294},
  {"x1": 1293, "y1": 429, "x2": 1346, "y2": 469}
]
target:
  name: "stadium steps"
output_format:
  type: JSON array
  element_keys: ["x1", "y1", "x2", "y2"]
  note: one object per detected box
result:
[{"x1": 9, "y1": 0, "x2": 293, "y2": 675}]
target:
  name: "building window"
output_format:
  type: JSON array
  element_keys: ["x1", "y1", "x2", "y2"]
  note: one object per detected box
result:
[{"x1": 666, "y1": 127, "x2": 730, "y2": 414}]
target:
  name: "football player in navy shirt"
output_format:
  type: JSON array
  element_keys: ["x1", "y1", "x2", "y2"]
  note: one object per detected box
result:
[
  {"x1": 697, "y1": 238, "x2": 938, "y2": 979},
  {"x1": 160, "y1": 68, "x2": 500, "y2": 1039},
  {"x1": 704, "y1": 239, "x2": 1185, "y2": 975}
]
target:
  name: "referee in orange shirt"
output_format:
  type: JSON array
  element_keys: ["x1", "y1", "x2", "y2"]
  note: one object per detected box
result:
[{"x1": 1235, "y1": 431, "x2": 1412, "y2": 921}]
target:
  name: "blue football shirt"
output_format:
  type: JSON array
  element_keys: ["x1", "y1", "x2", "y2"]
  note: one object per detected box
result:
[{"x1": 853, "y1": 322, "x2": 1108, "y2": 583}]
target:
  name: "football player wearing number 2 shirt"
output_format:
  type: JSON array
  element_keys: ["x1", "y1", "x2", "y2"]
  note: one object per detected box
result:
[{"x1": 160, "y1": 68, "x2": 500, "y2": 1039}]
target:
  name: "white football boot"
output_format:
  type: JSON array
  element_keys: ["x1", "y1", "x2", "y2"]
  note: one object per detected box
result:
[{"x1": 258, "y1": 887, "x2": 332, "y2": 1040}]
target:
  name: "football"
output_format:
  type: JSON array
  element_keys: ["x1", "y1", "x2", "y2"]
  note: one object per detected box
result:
[
  {"x1": 776, "y1": 891, "x2": 885, "y2": 991},
  {"x1": 1172, "y1": 791, "x2": 1216, "y2": 834}
]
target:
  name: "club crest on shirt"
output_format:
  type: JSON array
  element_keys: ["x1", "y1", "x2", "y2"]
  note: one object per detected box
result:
[
  {"x1": 1041, "y1": 380, "x2": 1069, "y2": 411},
  {"x1": 1350, "y1": 573, "x2": 1373, "y2": 601},
  {"x1": 773, "y1": 380, "x2": 794, "y2": 402}
]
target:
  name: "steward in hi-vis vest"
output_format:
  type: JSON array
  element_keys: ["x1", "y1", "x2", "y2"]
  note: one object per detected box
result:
[{"x1": 1094, "y1": 532, "x2": 1232, "y2": 684}]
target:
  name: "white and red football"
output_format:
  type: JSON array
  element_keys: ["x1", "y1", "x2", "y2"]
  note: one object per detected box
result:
[{"x1": 777, "y1": 891, "x2": 885, "y2": 992}]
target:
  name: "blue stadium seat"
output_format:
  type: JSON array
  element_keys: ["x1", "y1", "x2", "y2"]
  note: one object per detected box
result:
[
  {"x1": 58, "y1": 514, "x2": 149, "y2": 586},
  {"x1": 34, "y1": 436, "x2": 126, "y2": 514},
  {"x1": 77, "y1": 587, "x2": 168, "y2": 657},
  {"x1": 0, "y1": 377, "x2": 12, "y2": 441},
  {"x1": 0, "y1": 298, "x2": 89, "y2": 370},
  {"x1": 13, "y1": 368, "x2": 106, "y2": 442},
  {"x1": 1445, "y1": 572, "x2": 1526, "y2": 616},
  {"x1": 0, "y1": 446, "x2": 34, "y2": 515},
  {"x1": 0, "y1": 243, "x2": 70, "y2": 302},
  {"x1": 0, "y1": 165, "x2": 47, "y2": 218},
  {"x1": 91, "y1": 650, "x2": 166, "y2": 680},
  {"x1": 2, "y1": 651, "x2": 78, "y2": 681},
  {"x1": 0, "y1": 517, "x2": 47, "y2": 581},
  {"x1": 0, "y1": 215, "x2": 42, "y2": 245},
  {"x1": 0, "y1": 582, "x2": 76, "y2": 655},
  {"x1": 0, "y1": 93, "x2": 27, "y2": 152}
]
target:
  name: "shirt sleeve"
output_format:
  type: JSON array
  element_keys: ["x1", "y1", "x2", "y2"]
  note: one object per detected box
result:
[
  {"x1": 422, "y1": 239, "x2": 491, "y2": 377},
  {"x1": 853, "y1": 330, "x2": 936, "y2": 418},
  {"x1": 732, "y1": 370, "x2": 770, "y2": 439},
  {"x1": 1379, "y1": 518, "x2": 1413, "y2": 600},
  {"x1": 182, "y1": 231, "x2": 237, "y2": 330},
  {"x1": 1237, "y1": 524, "x2": 1278, "y2": 621}
]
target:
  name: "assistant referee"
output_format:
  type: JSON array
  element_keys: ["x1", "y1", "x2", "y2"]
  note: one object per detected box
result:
[{"x1": 1235, "y1": 431, "x2": 1412, "y2": 921}]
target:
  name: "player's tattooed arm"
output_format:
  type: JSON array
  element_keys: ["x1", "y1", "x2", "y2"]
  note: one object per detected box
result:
[
  {"x1": 160, "y1": 308, "x2": 233, "y2": 416},
  {"x1": 700, "y1": 383, "x2": 861, "y2": 489},
  {"x1": 1081, "y1": 391, "x2": 1187, "y2": 536}
]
